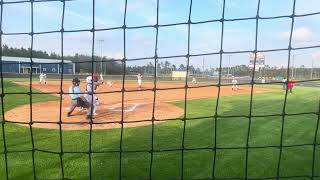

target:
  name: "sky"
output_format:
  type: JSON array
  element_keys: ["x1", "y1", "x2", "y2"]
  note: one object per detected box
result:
[{"x1": 1, "y1": 0, "x2": 320, "y2": 69}]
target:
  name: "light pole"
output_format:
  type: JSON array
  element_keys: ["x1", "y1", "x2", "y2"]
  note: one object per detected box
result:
[
  {"x1": 291, "y1": 52, "x2": 295, "y2": 79},
  {"x1": 311, "y1": 58, "x2": 314, "y2": 79},
  {"x1": 98, "y1": 39, "x2": 104, "y2": 74},
  {"x1": 202, "y1": 57, "x2": 205, "y2": 77},
  {"x1": 227, "y1": 55, "x2": 231, "y2": 77}
]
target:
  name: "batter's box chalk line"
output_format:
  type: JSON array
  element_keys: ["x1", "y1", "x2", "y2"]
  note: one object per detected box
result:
[{"x1": 108, "y1": 103, "x2": 141, "y2": 112}]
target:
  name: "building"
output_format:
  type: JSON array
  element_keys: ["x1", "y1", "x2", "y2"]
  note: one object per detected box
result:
[
  {"x1": 249, "y1": 53, "x2": 265, "y2": 71},
  {"x1": 1, "y1": 56, "x2": 75, "y2": 74}
]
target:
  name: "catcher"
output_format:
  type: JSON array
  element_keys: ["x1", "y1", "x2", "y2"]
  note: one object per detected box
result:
[{"x1": 67, "y1": 78, "x2": 93, "y2": 119}]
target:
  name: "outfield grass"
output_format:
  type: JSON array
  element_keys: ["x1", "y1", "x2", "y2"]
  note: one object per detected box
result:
[{"x1": 0, "y1": 81, "x2": 319, "y2": 180}]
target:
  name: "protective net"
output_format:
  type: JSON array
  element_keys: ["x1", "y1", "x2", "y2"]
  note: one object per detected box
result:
[{"x1": 0, "y1": 0, "x2": 320, "y2": 179}]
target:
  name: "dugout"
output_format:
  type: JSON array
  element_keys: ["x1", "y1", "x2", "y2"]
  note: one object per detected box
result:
[{"x1": 1, "y1": 56, "x2": 75, "y2": 74}]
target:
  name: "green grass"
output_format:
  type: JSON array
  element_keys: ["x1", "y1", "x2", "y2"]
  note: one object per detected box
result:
[{"x1": 0, "y1": 81, "x2": 320, "y2": 179}]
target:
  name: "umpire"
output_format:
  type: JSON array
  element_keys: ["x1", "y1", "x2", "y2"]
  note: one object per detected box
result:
[{"x1": 67, "y1": 78, "x2": 90, "y2": 117}]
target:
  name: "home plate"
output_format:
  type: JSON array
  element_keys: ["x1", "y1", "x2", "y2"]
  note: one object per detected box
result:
[{"x1": 108, "y1": 103, "x2": 140, "y2": 112}]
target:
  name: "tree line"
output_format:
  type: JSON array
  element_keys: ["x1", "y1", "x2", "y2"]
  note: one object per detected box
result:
[
  {"x1": 2, "y1": 45, "x2": 319, "y2": 79},
  {"x1": 2, "y1": 45, "x2": 123, "y2": 74}
]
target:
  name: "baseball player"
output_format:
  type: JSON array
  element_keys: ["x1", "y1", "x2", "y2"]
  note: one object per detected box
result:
[
  {"x1": 287, "y1": 79, "x2": 295, "y2": 94},
  {"x1": 137, "y1": 73, "x2": 142, "y2": 89},
  {"x1": 191, "y1": 77, "x2": 197, "y2": 84},
  {"x1": 39, "y1": 72, "x2": 47, "y2": 84},
  {"x1": 99, "y1": 73, "x2": 104, "y2": 84},
  {"x1": 67, "y1": 78, "x2": 93, "y2": 120},
  {"x1": 282, "y1": 78, "x2": 287, "y2": 91},
  {"x1": 231, "y1": 77, "x2": 239, "y2": 91},
  {"x1": 106, "y1": 81, "x2": 114, "y2": 87},
  {"x1": 86, "y1": 74, "x2": 102, "y2": 116},
  {"x1": 261, "y1": 77, "x2": 266, "y2": 84}
]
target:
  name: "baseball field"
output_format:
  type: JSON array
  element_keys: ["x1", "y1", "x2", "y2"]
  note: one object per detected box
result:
[{"x1": 0, "y1": 79, "x2": 319, "y2": 179}]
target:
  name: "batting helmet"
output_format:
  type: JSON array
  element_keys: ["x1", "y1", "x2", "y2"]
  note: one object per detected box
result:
[{"x1": 72, "y1": 78, "x2": 80, "y2": 83}]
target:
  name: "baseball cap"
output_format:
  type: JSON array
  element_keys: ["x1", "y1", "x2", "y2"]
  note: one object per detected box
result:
[{"x1": 72, "y1": 78, "x2": 80, "y2": 83}]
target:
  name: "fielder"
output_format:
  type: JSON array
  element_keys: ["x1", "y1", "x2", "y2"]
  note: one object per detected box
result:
[
  {"x1": 191, "y1": 77, "x2": 197, "y2": 84},
  {"x1": 137, "y1": 73, "x2": 142, "y2": 89},
  {"x1": 106, "y1": 81, "x2": 114, "y2": 87},
  {"x1": 99, "y1": 73, "x2": 104, "y2": 84},
  {"x1": 231, "y1": 77, "x2": 239, "y2": 91},
  {"x1": 282, "y1": 78, "x2": 287, "y2": 91},
  {"x1": 67, "y1": 78, "x2": 93, "y2": 120},
  {"x1": 39, "y1": 73, "x2": 47, "y2": 84},
  {"x1": 287, "y1": 79, "x2": 295, "y2": 94}
]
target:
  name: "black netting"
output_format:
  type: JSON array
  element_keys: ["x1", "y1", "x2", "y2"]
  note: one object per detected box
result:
[{"x1": 0, "y1": 0, "x2": 320, "y2": 179}]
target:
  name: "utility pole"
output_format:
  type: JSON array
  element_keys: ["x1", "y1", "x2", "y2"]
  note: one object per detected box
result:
[
  {"x1": 155, "y1": 48, "x2": 158, "y2": 77},
  {"x1": 311, "y1": 58, "x2": 314, "y2": 79},
  {"x1": 227, "y1": 55, "x2": 231, "y2": 77},
  {"x1": 98, "y1": 39, "x2": 104, "y2": 74},
  {"x1": 291, "y1": 52, "x2": 295, "y2": 79},
  {"x1": 202, "y1": 57, "x2": 205, "y2": 77}
]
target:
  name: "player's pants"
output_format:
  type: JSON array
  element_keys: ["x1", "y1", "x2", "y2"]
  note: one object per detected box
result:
[
  {"x1": 283, "y1": 84, "x2": 286, "y2": 90},
  {"x1": 68, "y1": 99, "x2": 78, "y2": 114},
  {"x1": 232, "y1": 85, "x2": 239, "y2": 90},
  {"x1": 39, "y1": 77, "x2": 46, "y2": 84},
  {"x1": 84, "y1": 94, "x2": 97, "y2": 115},
  {"x1": 138, "y1": 80, "x2": 142, "y2": 87},
  {"x1": 93, "y1": 96, "x2": 99, "y2": 114},
  {"x1": 68, "y1": 98, "x2": 92, "y2": 115}
]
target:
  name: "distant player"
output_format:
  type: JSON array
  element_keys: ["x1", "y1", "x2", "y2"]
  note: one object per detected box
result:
[
  {"x1": 106, "y1": 81, "x2": 114, "y2": 87},
  {"x1": 67, "y1": 78, "x2": 93, "y2": 120},
  {"x1": 39, "y1": 72, "x2": 47, "y2": 84},
  {"x1": 282, "y1": 78, "x2": 287, "y2": 91},
  {"x1": 137, "y1": 73, "x2": 142, "y2": 89},
  {"x1": 191, "y1": 77, "x2": 197, "y2": 84},
  {"x1": 99, "y1": 73, "x2": 104, "y2": 84},
  {"x1": 287, "y1": 79, "x2": 295, "y2": 94},
  {"x1": 231, "y1": 77, "x2": 239, "y2": 91}
]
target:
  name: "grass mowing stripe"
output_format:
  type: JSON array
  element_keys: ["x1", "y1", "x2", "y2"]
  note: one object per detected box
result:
[{"x1": 0, "y1": 81, "x2": 319, "y2": 179}]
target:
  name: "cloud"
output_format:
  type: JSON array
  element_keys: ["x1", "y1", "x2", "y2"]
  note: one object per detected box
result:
[{"x1": 280, "y1": 27, "x2": 315, "y2": 42}]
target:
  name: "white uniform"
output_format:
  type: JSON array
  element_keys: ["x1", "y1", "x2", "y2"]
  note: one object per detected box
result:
[
  {"x1": 39, "y1": 73, "x2": 47, "y2": 84},
  {"x1": 261, "y1": 78, "x2": 266, "y2": 84},
  {"x1": 106, "y1": 81, "x2": 113, "y2": 87},
  {"x1": 232, "y1": 79, "x2": 239, "y2": 91},
  {"x1": 137, "y1": 74, "x2": 142, "y2": 88},
  {"x1": 192, "y1": 77, "x2": 197, "y2": 84},
  {"x1": 85, "y1": 76, "x2": 99, "y2": 115},
  {"x1": 100, "y1": 74, "x2": 104, "y2": 82}
]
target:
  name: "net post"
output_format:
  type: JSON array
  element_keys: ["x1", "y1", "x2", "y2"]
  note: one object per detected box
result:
[
  {"x1": 244, "y1": 0, "x2": 261, "y2": 178},
  {"x1": 28, "y1": 0, "x2": 37, "y2": 178},
  {"x1": 0, "y1": 0, "x2": 8, "y2": 178},
  {"x1": 148, "y1": 0, "x2": 160, "y2": 179},
  {"x1": 180, "y1": 0, "x2": 193, "y2": 179},
  {"x1": 119, "y1": 1, "x2": 128, "y2": 179},
  {"x1": 57, "y1": 0, "x2": 66, "y2": 178},
  {"x1": 276, "y1": 1, "x2": 297, "y2": 179},
  {"x1": 212, "y1": 0, "x2": 226, "y2": 179},
  {"x1": 311, "y1": 99, "x2": 320, "y2": 179}
]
